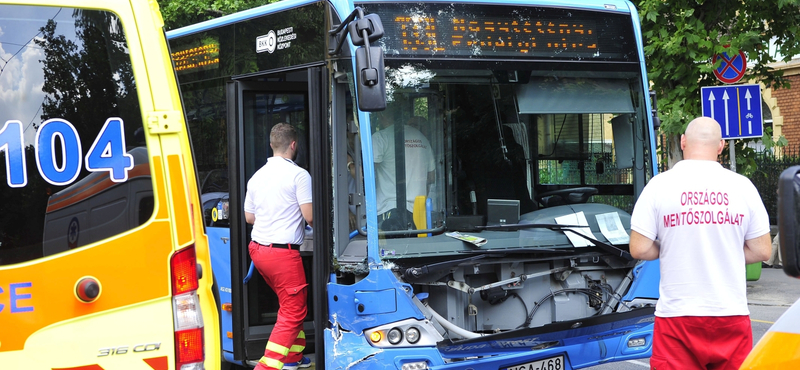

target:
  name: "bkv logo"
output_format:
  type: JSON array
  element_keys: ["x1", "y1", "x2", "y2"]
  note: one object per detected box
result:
[{"x1": 256, "y1": 30, "x2": 277, "y2": 54}]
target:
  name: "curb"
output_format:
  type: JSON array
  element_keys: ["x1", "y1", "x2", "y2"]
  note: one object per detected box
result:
[{"x1": 748, "y1": 300, "x2": 793, "y2": 307}]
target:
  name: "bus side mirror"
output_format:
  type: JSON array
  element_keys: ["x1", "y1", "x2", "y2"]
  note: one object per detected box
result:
[
  {"x1": 649, "y1": 90, "x2": 661, "y2": 131},
  {"x1": 348, "y1": 14, "x2": 384, "y2": 46},
  {"x1": 778, "y1": 165, "x2": 800, "y2": 278},
  {"x1": 355, "y1": 46, "x2": 386, "y2": 112},
  {"x1": 328, "y1": 8, "x2": 387, "y2": 111}
]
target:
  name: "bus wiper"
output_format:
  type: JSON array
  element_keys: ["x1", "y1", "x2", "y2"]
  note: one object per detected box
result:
[
  {"x1": 478, "y1": 223, "x2": 633, "y2": 261},
  {"x1": 402, "y1": 255, "x2": 486, "y2": 283}
]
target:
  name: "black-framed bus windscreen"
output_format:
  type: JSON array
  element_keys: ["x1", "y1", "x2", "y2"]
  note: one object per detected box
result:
[{"x1": 358, "y1": 2, "x2": 638, "y2": 61}]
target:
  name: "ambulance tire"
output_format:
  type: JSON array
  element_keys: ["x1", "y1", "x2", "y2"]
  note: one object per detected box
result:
[{"x1": 221, "y1": 362, "x2": 247, "y2": 370}]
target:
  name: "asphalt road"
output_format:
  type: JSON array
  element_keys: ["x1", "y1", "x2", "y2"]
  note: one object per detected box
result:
[{"x1": 587, "y1": 266, "x2": 800, "y2": 370}]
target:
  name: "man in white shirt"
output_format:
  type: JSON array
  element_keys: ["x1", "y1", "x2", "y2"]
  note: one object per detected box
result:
[
  {"x1": 629, "y1": 116, "x2": 771, "y2": 370},
  {"x1": 244, "y1": 123, "x2": 313, "y2": 370},
  {"x1": 372, "y1": 115, "x2": 435, "y2": 230}
]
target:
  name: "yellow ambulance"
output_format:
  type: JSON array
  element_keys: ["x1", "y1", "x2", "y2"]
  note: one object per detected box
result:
[{"x1": 0, "y1": 0, "x2": 220, "y2": 369}]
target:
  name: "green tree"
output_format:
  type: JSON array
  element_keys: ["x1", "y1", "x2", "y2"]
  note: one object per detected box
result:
[
  {"x1": 638, "y1": 0, "x2": 800, "y2": 174},
  {"x1": 157, "y1": 0, "x2": 275, "y2": 30}
]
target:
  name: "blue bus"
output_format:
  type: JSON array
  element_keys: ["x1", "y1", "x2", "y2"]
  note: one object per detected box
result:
[{"x1": 167, "y1": 0, "x2": 661, "y2": 368}]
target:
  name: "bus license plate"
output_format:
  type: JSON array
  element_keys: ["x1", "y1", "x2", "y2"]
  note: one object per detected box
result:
[{"x1": 504, "y1": 355, "x2": 564, "y2": 370}]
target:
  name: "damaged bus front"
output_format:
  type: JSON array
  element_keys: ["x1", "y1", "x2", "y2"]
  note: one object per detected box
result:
[{"x1": 328, "y1": 2, "x2": 661, "y2": 369}]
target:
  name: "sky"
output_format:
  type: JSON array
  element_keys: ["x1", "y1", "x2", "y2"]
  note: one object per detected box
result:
[{"x1": 0, "y1": 6, "x2": 72, "y2": 145}]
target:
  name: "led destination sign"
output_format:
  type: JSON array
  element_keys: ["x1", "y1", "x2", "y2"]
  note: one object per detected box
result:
[
  {"x1": 395, "y1": 16, "x2": 597, "y2": 53},
  {"x1": 360, "y1": 3, "x2": 636, "y2": 61},
  {"x1": 171, "y1": 39, "x2": 220, "y2": 74}
]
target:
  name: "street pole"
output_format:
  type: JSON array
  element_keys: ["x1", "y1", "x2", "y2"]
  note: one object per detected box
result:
[{"x1": 729, "y1": 139, "x2": 736, "y2": 172}]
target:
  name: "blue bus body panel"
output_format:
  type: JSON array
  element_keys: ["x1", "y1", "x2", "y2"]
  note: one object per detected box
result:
[
  {"x1": 352, "y1": 0, "x2": 632, "y2": 11},
  {"x1": 328, "y1": 269, "x2": 426, "y2": 334},
  {"x1": 207, "y1": 226, "x2": 236, "y2": 357},
  {"x1": 325, "y1": 322, "x2": 653, "y2": 369},
  {"x1": 623, "y1": 260, "x2": 661, "y2": 301},
  {"x1": 436, "y1": 309, "x2": 654, "y2": 358}
]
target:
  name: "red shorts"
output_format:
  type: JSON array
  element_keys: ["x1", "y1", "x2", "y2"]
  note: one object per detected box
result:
[{"x1": 651, "y1": 316, "x2": 752, "y2": 370}]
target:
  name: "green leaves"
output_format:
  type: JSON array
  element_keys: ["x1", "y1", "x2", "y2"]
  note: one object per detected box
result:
[
  {"x1": 638, "y1": 0, "x2": 800, "y2": 171},
  {"x1": 157, "y1": 0, "x2": 275, "y2": 30}
]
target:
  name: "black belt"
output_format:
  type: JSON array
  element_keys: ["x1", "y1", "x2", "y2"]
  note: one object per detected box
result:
[{"x1": 256, "y1": 242, "x2": 295, "y2": 250}]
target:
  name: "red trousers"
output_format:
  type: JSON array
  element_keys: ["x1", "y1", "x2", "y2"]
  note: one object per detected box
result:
[
  {"x1": 249, "y1": 241, "x2": 308, "y2": 370},
  {"x1": 651, "y1": 315, "x2": 752, "y2": 370}
]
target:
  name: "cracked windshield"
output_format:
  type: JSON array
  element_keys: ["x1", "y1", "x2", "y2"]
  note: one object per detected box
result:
[{"x1": 360, "y1": 63, "x2": 650, "y2": 257}]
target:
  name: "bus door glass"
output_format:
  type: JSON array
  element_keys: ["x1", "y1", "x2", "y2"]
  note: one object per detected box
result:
[{"x1": 227, "y1": 73, "x2": 316, "y2": 359}]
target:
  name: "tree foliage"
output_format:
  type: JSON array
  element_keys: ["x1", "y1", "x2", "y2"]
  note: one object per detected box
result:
[
  {"x1": 637, "y1": 0, "x2": 800, "y2": 171},
  {"x1": 157, "y1": 0, "x2": 275, "y2": 30}
]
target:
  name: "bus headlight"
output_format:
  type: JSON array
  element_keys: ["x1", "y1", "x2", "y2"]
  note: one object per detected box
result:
[
  {"x1": 387, "y1": 328, "x2": 403, "y2": 344},
  {"x1": 365, "y1": 318, "x2": 443, "y2": 348},
  {"x1": 405, "y1": 327, "x2": 420, "y2": 344}
]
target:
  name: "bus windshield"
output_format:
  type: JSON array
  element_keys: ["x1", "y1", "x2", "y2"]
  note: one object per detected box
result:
[{"x1": 359, "y1": 62, "x2": 652, "y2": 255}]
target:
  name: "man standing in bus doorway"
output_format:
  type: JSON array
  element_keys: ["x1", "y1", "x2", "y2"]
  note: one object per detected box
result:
[
  {"x1": 629, "y1": 116, "x2": 771, "y2": 370},
  {"x1": 372, "y1": 114, "x2": 435, "y2": 231},
  {"x1": 244, "y1": 123, "x2": 313, "y2": 370}
]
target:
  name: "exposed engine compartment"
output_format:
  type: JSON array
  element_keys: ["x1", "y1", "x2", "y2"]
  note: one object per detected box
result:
[
  {"x1": 405, "y1": 252, "x2": 634, "y2": 337},
  {"x1": 337, "y1": 204, "x2": 658, "y2": 348}
]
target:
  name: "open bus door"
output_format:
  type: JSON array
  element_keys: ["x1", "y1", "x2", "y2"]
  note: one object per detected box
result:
[{"x1": 225, "y1": 68, "x2": 330, "y2": 366}]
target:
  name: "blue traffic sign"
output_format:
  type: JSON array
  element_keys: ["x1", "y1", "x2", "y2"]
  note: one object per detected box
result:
[{"x1": 701, "y1": 84, "x2": 763, "y2": 140}]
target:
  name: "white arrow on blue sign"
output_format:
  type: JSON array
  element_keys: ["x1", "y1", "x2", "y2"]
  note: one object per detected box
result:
[{"x1": 701, "y1": 84, "x2": 763, "y2": 140}]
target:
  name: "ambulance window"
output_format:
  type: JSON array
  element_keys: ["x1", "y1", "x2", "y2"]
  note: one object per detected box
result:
[{"x1": 0, "y1": 6, "x2": 151, "y2": 265}]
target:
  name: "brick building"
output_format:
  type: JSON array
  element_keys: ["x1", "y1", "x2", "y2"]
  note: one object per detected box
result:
[{"x1": 763, "y1": 58, "x2": 800, "y2": 151}]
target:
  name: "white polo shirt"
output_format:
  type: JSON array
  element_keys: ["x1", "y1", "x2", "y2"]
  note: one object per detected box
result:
[
  {"x1": 631, "y1": 160, "x2": 770, "y2": 317},
  {"x1": 372, "y1": 125, "x2": 435, "y2": 215},
  {"x1": 244, "y1": 157, "x2": 312, "y2": 246}
]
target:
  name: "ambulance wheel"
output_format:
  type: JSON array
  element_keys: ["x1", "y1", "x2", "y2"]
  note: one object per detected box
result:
[{"x1": 221, "y1": 362, "x2": 247, "y2": 370}]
